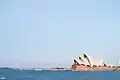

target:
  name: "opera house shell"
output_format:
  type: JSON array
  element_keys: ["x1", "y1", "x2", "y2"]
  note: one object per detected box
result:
[{"x1": 71, "y1": 52, "x2": 114, "y2": 71}]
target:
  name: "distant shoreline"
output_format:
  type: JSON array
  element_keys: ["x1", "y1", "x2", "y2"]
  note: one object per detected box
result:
[{"x1": 0, "y1": 67, "x2": 120, "y2": 71}]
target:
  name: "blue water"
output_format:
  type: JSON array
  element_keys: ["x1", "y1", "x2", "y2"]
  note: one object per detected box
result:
[{"x1": 0, "y1": 68, "x2": 120, "y2": 80}]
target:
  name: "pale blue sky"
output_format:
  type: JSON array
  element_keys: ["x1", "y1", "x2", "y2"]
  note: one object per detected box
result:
[{"x1": 0, "y1": 0, "x2": 120, "y2": 68}]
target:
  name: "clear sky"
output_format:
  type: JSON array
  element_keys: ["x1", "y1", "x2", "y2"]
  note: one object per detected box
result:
[{"x1": 0, "y1": 0, "x2": 120, "y2": 68}]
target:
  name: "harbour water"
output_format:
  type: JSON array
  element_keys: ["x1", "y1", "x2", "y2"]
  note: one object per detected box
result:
[{"x1": 0, "y1": 68, "x2": 120, "y2": 80}]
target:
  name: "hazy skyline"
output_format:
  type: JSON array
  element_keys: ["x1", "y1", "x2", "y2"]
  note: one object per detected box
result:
[{"x1": 0, "y1": 0, "x2": 120, "y2": 68}]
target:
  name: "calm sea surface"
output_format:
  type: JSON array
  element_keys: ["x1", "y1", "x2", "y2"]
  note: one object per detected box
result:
[{"x1": 0, "y1": 68, "x2": 120, "y2": 80}]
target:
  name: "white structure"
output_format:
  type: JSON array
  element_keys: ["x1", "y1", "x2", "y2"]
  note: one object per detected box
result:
[{"x1": 73, "y1": 52, "x2": 108, "y2": 67}]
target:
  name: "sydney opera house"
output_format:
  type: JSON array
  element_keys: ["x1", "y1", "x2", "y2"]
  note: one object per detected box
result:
[{"x1": 71, "y1": 52, "x2": 115, "y2": 71}]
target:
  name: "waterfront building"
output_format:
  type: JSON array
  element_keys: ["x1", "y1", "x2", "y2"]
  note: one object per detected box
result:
[{"x1": 71, "y1": 52, "x2": 114, "y2": 71}]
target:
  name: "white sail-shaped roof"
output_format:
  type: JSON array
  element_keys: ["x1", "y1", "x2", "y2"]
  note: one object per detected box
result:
[
  {"x1": 73, "y1": 58, "x2": 80, "y2": 64},
  {"x1": 79, "y1": 56, "x2": 85, "y2": 63},
  {"x1": 73, "y1": 58, "x2": 84, "y2": 64},
  {"x1": 72, "y1": 52, "x2": 110, "y2": 67},
  {"x1": 83, "y1": 52, "x2": 94, "y2": 66},
  {"x1": 82, "y1": 57, "x2": 90, "y2": 65},
  {"x1": 79, "y1": 55, "x2": 89, "y2": 65}
]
